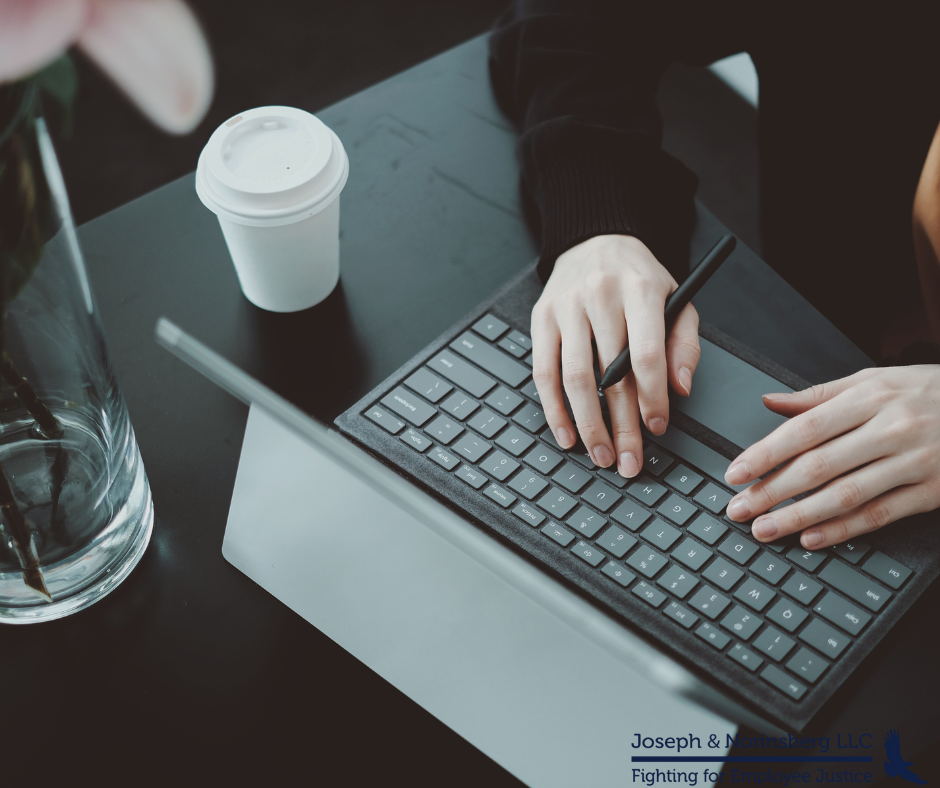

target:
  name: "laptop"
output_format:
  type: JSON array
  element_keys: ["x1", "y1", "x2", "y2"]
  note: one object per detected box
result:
[{"x1": 156, "y1": 248, "x2": 939, "y2": 740}]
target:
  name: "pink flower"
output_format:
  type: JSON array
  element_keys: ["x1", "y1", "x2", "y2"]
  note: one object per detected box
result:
[{"x1": 0, "y1": 0, "x2": 213, "y2": 134}]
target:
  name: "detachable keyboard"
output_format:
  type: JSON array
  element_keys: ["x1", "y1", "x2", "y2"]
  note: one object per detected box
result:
[{"x1": 336, "y1": 264, "x2": 939, "y2": 732}]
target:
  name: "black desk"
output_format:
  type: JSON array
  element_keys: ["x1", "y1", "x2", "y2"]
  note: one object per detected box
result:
[{"x1": 3, "y1": 36, "x2": 936, "y2": 784}]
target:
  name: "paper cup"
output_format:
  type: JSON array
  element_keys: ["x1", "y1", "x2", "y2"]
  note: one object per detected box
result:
[{"x1": 195, "y1": 106, "x2": 349, "y2": 312}]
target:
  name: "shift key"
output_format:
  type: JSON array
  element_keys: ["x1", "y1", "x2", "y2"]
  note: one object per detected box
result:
[
  {"x1": 428, "y1": 351, "x2": 496, "y2": 398},
  {"x1": 380, "y1": 386, "x2": 436, "y2": 427},
  {"x1": 819, "y1": 560, "x2": 891, "y2": 612},
  {"x1": 450, "y1": 332, "x2": 529, "y2": 387}
]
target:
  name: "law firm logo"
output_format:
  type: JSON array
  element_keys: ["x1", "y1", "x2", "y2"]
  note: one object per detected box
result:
[{"x1": 885, "y1": 730, "x2": 926, "y2": 785}]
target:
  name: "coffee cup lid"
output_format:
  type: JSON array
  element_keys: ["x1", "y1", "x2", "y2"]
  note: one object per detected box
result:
[{"x1": 196, "y1": 106, "x2": 349, "y2": 227}]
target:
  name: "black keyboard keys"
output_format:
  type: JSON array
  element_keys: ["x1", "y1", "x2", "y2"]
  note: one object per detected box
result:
[
  {"x1": 799, "y1": 618, "x2": 850, "y2": 658},
  {"x1": 468, "y1": 408, "x2": 506, "y2": 439},
  {"x1": 596, "y1": 526, "x2": 636, "y2": 558},
  {"x1": 694, "y1": 483, "x2": 733, "y2": 515},
  {"x1": 538, "y1": 488, "x2": 578, "y2": 519},
  {"x1": 480, "y1": 451, "x2": 519, "y2": 481},
  {"x1": 818, "y1": 560, "x2": 891, "y2": 612},
  {"x1": 627, "y1": 477, "x2": 668, "y2": 506},
  {"x1": 495, "y1": 426, "x2": 535, "y2": 457},
  {"x1": 753, "y1": 627, "x2": 796, "y2": 661},
  {"x1": 451, "y1": 433, "x2": 491, "y2": 463},
  {"x1": 472, "y1": 313, "x2": 509, "y2": 341},
  {"x1": 365, "y1": 405, "x2": 405, "y2": 434},
  {"x1": 425, "y1": 414, "x2": 464, "y2": 445},
  {"x1": 671, "y1": 538, "x2": 712, "y2": 571},
  {"x1": 581, "y1": 480, "x2": 621, "y2": 512},
  {"x1": 508, "y1": 472, "x2": 549, "y2": 500},
  {"x1": 861, "y1": 551, "x2": 912, "y2": 589},
  {"x1": 451, "y1": 332, "x2": 529, "y2": 387},
  {"x1": 566, "y1": 507, "x2": 607, "y2": 538},
  {"x1": 688, "y1": 586, "x2": 731, "y2": 619},
  {"x1": 485, "y1": 386, "x2": 523, "y2": 416},
  {"x1": 404, "y1": 368, "x2": 452, "y2": 403},
  {"x1": 665, "y1": 465, "x2": 703, "y2": 494},
  {"x1": 523, "y1": 446, "x2": 563, "y2": 475},
  {"x1": 657, "y1": 494, "x2": 696, "y2": 525},
  {"x1": 429, "y1": 351, "x2": 496, "y2": 398},
  {"x1": 720, "y1": 606, "x2": 762, "y2": 640},
  {"x1": 703, "y1": 557, "x2": 744, "y2": 591},
  {"x1": 381, "y1": 386, "x2": 436, "y2": 426},
  {"x1": 642, "y1": 445, "x2": 674, "y2": 477},
  {"x1": 813, "y1": 591, "x2": 871, "y2": 636},
  {"x1": 610, "y1": 499, "x2": 652, "y2": 531},
  {"x1": 552, "y1": 462, "x2": 592, "y2": 493},
  {"x1": 440, "y1": 391, "x2": 479, "y2": 421},
  {"x1": 781, "y1": 572, "x2": 823, "y2": 605}
]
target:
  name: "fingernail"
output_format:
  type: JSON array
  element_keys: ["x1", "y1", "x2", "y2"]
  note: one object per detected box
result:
[
  {"x1": 762, "y1": 392, "x2": 789, "y2": 402},
  {"x1": 753, "y1": 517, "x2": 778, "y2": 540},
  {"x1": 648, "y1": 417, "x2": 667, "y2": 435},
  {"x1": 678, "y1": 366, "x2": 692, "y2": 395},
  {"x1": 803, "y1": 531, "x2": 823, "y2": 548},
  {"x1": 727, "y1": 497, "x2": 751, "y2": 520},
  {"x1": 725, "y1": 461, "x2": 751, "y2": 485},
  {"x1": 557, "y1": 427, "x2": 573, "y2": 448},
  {"x1": 592, "y1": 445, "x2": 613, "y2": 467},
  {"x1": 619, "y1": 451, "x2": 640, "y2": 478}
]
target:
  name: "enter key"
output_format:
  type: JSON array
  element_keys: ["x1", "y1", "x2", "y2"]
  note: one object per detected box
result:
[{"x1": 813, "y1": 591, "x2": 872, "y2": 636}]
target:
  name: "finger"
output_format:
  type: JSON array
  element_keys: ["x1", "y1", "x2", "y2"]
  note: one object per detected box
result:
[
  {"x1": 531, "y1": 308, "x2": 576, "y2": 449},
  {"x1": 665, "y1": 303, "x2": 700, "y2": 396},
  {"x1": 726, "y1": 422, "x2": 888, "y2": 523},
  {"x1": 747, "y1": 455, "x2": 910, "y2": 542},
  {"x1": 622, "y1": 280, "x2": 670, "y2": 434},
  {"x1": 760, "y1": 368, "x2": 881, "y2": 418},
  {"x1": 588, "y1": 301, "x2": 643, "y2": 476},
  {"x1": 724, "y1": 386, "x2": 877, "y2": 488},
  {"x1": 559, "y1": 312, "x2": 615, "y2": 466},
  {"x1": 797, "y1": 483, "x2": 938, "y2": 549}
]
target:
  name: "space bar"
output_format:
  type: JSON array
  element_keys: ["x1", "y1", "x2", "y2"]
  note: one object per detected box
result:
[{"x1": 648, "y1": 425, "x2": 743, "y2": 491}]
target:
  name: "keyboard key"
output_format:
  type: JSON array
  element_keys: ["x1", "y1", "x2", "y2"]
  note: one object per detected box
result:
[
  {"x1": 495, "y1": 426, "x2": 536, "y2": 457},
  {"x1": 641, "y1": 519, "x2": 682, "y2": 551},
  {"x1": 537, "y1": 488, "x2": 579, "y2": 519},
  {"x1": 508, "y1": 471, "x2": 549, "y2": 500},
  {"x1": 507, "y1": 330, "x2": 532, "y2": 351},
  {"x1": 627, "y1": 477, "x2": 668, "y2": 506},
  {"x1": 581, "y1": 480, "x2": 621, "y2": 512},
  {"x1": 381, "y1": 386, "x2": 437, "y2": 427},
  {"x1": 687, "y1": 515, "x2": 727, "y2": 545},
  {"x1": 427, "y1": 445, "x2": 460, "y2": 470},
  {"x1": 498, "y1": 337, "x2": 527, "y2": 358},
  {"x1": 734, "y1": 577, "x2": 775, "y2": 612},
  {"x1": 451, "y1": 433, "x2": 491, "y2": 463},
  {"x1": 520, "y1": 379, "x2": 541, "y2": 404},
  {"x1": 601, "y1": 561, "x2": 636, "y2": 588},
  {"x1": 596, "y1": 526, "x2": 637, "y2": 558},
  {"x1": 657, "y1": 565, "x2": 698, "y2": 599},
  {"x1": 541, "y1": 521, "x2": 575, "y2": 547},
  {"x1": 781, "y1": 572, "x2": 823, "y2": 605},
  {"x1": 512, "y1": 404, "x2": 547, "y2": 433},
  {"x1": 671, "y1": 538, "x2": 712, "y2": 571},
  {"x1": 440, "y1": 391, "x2": 480, "y2": 421},
  {"x1": 799, "y1": 618, "x2": 850, "y2": 659},
  {"x1": 720, "y1": 606, "x2": 762, "y2": 640},
  {"x1": 479, "y1": 451, "x2": 519, "y2": 481},
  {"x1": 830, "y1": 540, "x2": 871, "y2": 565},
  {"x1": 404, "y1": 368, "x2": 452, "y2": 403},
  {"x1": 766, "y1": 598, "x2": 809, "y2": 633},
  {"x1": 786, "y1": 647, "x2": 830, "y2": 684},
  {"x1": 861, "y1": 551, "x2": 912, "y2": 590},
  {"x1": 728, "y1": 644, "x2": 763, "y2": 672},
  {"x1": 485, "y1": 386, "x2": 523, "y2": 416},
  {"x1": 813, "y1": 591, "x2": 872, "y2": 636},
  {"x1": 425, "y1": 414, "x2": 464, "y2": 445},
  {"x1": 657, "y1": 494, "x2": 696, "y2": 526},
  {"x1": 818, "y1": 560, "x2": 891, "y2": 612},
  {"x1": 472, "y1": 313, "x2": 509, "y2": 341},
  {"x1": 467, "y1": 408, "x2": 507, "y2": 439},
  {"x1": 451, "y1": 332, "x2": 529, "y2": 387},
  {"x1": 688, "y1": 586, "x2": 731, "y2": 619},
  {"x1": 429, "y1": 351, "x2": 496, "y2": 398},
  {"x1": 786, "y1": 546, "x2": 827, "y2": 573},
  {"x1": 642, "y1": 445, "x2": 675, "y2": 477},
  {"x1": 364, "y1": 405, "x2": 406, "y2": 434},
  {"x1": 664, "y1": 602, "x2": 699, "y2": 629},
  {"x1": 695, "y1": 622, "x2": 730, "y2": 650},
  {"x1": 484, "y1": 484, "x2": 517, "y2": 509},
  {"x1": 568, "y1": 446, "x2": 595, "y2": 468},
  {"x1": 761, "y1": 665, "x2": 806, "y2": 700},
  {"x1": 753, "y1": 627, "x2": 796, "y2": 662},
  {"x1": 512, "y1": 502, "x2": 545, "y2": 528},
  {"x1": 596, "y1": 467, "x2": 628, "y2": 489},
  {"x1": 665, "y1": 465, "x2": 703, "y2": 495},
  {"x1": 566, "y1": 507, "x2": 607, "y2": 538},
  {"x1": 703, "y1": 557, "x2": 744, "y2": 591},
  {"x1": 610, "y1": 499, "x2": 652, "y2": 531},
  {"x1": 400, "y1": 428, "x2": 432, "y2": 452},
  {"x1": 751, "y1": 552, "x2": 790, "y2": 585},
  {"x1": 718, "y1": 533, "x2": 760, "y2": 565},
  {"x1": 572, "y1": 540, "x2": 605, "y2": 567},
  {"x1": 765, "y1": 536, "x2": 792, "y2": 554},
  {"x1": 694, "y1": 483, "x2": 733, "y2": 515},
  {"x1": 455, "y1": 464, "x2": 487, "y2": 490},
  {"x1": 523, "y1": 445, "x2": 563, "y2": 475},
  {"x1": 524, "y1": 352, "x2": 534, "y2": 368},
  {"x1": 632, "y1": 581, "x2": 668, "y2": 608},
  {"x1": 627, "y1": 547, "x2": 668, "y2": 578},
  {"x1": 552, "y1": 462, "x2": 592, "y2": 493}
]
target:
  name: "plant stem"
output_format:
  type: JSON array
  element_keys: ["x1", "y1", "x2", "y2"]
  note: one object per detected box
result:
[
  {"x1": 0, "y1": 352, "x2": 62, "y2": 439},
  {"x1": 0, "y1": 458, "x2": 50, "y2": 601}
]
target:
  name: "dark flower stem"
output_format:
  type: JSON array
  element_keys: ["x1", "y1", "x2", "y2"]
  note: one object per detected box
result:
[
  {"x1": 0, "y1": 458, "x2": 50, "y2": 601},
  {"x1": 0, "y1": 352, "x2": 63, "y2": 439}
]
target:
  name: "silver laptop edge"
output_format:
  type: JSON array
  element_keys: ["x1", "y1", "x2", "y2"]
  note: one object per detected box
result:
[{"x1": 155, "y1": 316, "x2": 785, "y2": 736}]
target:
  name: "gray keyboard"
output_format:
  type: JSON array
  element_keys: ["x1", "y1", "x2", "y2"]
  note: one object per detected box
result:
[{"x1": 359, "y1": 313, "x2": 914, "y2": 704}]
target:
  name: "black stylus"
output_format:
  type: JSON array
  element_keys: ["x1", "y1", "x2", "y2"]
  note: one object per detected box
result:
[{"x1": 597, "y1": 234, "x2": 737, "y2": 392}]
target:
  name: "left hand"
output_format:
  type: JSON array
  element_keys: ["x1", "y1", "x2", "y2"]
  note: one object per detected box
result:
[{"x1": 724, "y1": 365, "x2": 940, "y2": 549}]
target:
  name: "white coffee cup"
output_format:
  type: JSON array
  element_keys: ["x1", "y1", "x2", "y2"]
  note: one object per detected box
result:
[{"x1": 195, "y1": 106, "x2": 349, "y2": 312}]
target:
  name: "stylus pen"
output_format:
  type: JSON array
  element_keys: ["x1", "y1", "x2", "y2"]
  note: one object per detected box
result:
[{"x1": 597, "y1": 234, "x2": 737, "y2": 392}]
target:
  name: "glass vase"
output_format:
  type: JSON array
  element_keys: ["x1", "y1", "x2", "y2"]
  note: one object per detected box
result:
[{"x1": 0, "y1": 116, "x2": 154, "y2": 623}]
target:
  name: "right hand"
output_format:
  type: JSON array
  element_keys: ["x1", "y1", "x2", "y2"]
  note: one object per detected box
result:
[{"x1": 531, "y1": 234, "x2": 701, "y2": 477}]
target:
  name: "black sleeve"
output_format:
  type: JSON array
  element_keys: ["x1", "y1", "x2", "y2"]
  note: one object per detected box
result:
[{"x1": 489, "y1": 0, "x2": 745, "y2": 281}]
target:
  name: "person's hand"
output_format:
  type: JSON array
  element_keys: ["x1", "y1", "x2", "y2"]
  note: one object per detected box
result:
[
  {"x1": 724, "y1": 365, "x2": 940, "y2": 548},
  {"x1": 530, "y1": 234, "x2": 701, "y2": 477}
]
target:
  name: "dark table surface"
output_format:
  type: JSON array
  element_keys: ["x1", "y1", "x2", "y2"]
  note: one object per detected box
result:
[{"x1": 3, "y1": 36, "x2": 937, "y2": 785}]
